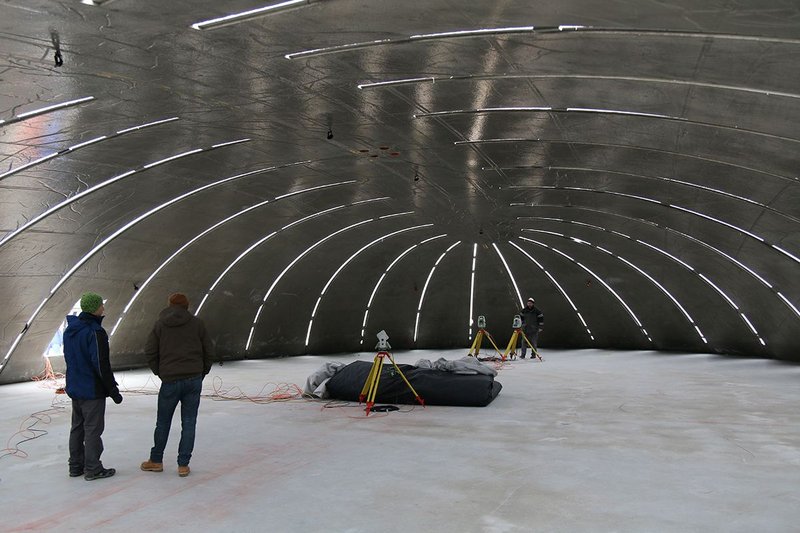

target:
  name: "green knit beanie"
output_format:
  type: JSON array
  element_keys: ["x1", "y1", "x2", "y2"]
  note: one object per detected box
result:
[{"x1": 80, "y1": 292, "x2": 104, "y2": 313}]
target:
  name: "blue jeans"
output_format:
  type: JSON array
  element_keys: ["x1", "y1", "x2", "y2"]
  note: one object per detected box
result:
[{"x1": 150, "y1": 376, "x2": 202, "y2": 466}]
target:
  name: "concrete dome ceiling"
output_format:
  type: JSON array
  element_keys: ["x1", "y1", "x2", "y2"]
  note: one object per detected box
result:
[{"x1": 1, "y1": 0, "x2": 799, "y2": 383}]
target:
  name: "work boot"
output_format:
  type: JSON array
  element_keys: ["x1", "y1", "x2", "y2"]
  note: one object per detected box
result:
[
  {"x1": 140, "y1": 460, "x2": 164, "y2": 472},
  {"x1": 85, "y1": 467, "x2": 116, "y2": 481},
  {"x1": 178, "y1": 465, "x2": 190, "y2": 477}
]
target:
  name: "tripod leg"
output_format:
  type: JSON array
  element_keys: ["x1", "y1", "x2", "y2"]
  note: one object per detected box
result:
[
  {"x1": 365, "y1": 361, "x2": 383, "y2": 416},
  {"x1": 359, "y1": 356, "x2": 381, "y2": 403},
  {"x1": 468, "y1": 332, "x2": 481, "y2": 357},
  {"x1": 485, "y1": 332, "x2": 504, "y2": 358},
  {"x1": 520, "y1": 331, "x2": 543, "y2": 361},
  {"x1": 503, "y1": 331, "x2": 518, "y2": 360},
  {"x1": 387, "y1": 354, "x2": 425, "y2": 407}
]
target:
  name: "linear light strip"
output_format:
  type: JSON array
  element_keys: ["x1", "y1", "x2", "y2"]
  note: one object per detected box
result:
[
  {"x1": 0, "y1": 138, "x2": 252, "y2": 248},
  {"x1": 614, "y1": 255, "x2": 706, "y2": 343},
  {"x1": 508, "y1": 241, "x2": 594, "y2": 340},
  {"x1": 491, "y1": 243, "x2": 523, "y2": 307},
  {"x1": 379, "y1": 211, "x2": 414, "y2": 219},
  {"x1": 357, "y1": 74, "x2": 800, "y2": 100},
  {"x1": 212, "y1": 138, "x2": 251, "y2": 149},
  {"x1": 669, "y1": 205, "x2": 765, "y2": 243},
  {"x1": 116, "y1": 117, "x2": 180, "y2": 135},
  {"x1": 0, "y1": 153, "x2": 60, "y2": 180},
  {"x1": 415, "y1": 106, "x2": 676, "y2": 121},
  {"x1": 515, "y1": 186, "x2": 799, "y2": 266},
  {"x1": 468, "y1": 243, "x2": 477, "y2": 339},
  {"x1": 68, "y1": 136, "x2": 107, "y2": 150},
  {"x1": 507, "y1": 165, "x2": 796, "y2": 224},
  {"x1": 518, "y1": 205, "x2": 800, "y2": 326},
  {"x1": 739, "y1": 314, "x2": 758, "y2": 335},
  {"x1": 286, "y1": 26, "x2": 541, "y2": 59},
  {"x1": 522, "y1": 219, "x2": 768, "y2": 344},
  {"x1": 115, "y1": 182, "x2": 351, "y2": 320},
  {"x1": 0, "y1": 116, "x2": 180, "y2": 181},
  {"x1": 519, "y1": 236, "x2": 651, "y2": 342},
  {"x1": 192, "y1": 0, "x2": 307, "y2": 30},
  {"x1": 419, "y1": 241, "x2": 461, "y2": 308},
  {"x1": 246, "y1": 327, "x2": 256, "y2": 351},
  {"x1": 248, "y1": 216, "x2": 405, "y2": 351},
  {"x1": 635, "y1": 240, "x2": 695, "y2": 271},
  {"x1": 0, "y1": 157, "x2": 308, "y2": 368},
  {"x1": 697, "y1": 274, "x2": 738, "y2": 310},
  {"x1": 772, "y1": 245, "x2": 800, "y2": 264},
  {"x1": 142, "y1": 149, "x2": 204, "y2": 169},
  {"x1": 409, "y1": 26, "x2": 535, "y2": 40},
  {"x1": 419, "y1": 106, "x2": 800, "y2": 144},
  {"x1": 0, "y1": 96, "x2": 95, "y2": 127},
  {"x1": 305, "y1": 223, "x2": 431, "y2": 346},
  {"x1": 315, "y1": 223, "x2": 429, "y2": 305},
  {"x1": 522, "y1": 217, "x2": 764, "y2": 345},
  {"x1": 460, "y1": 139, "x2": 796, "y2": 185},
  {"x1": 360, "y1": 234, "x2": 449, "y2": 344},
  {"x1": 414, "y1": 241, "x2": 461, "y2": 342},
  {"x1": 193, "y1": 197, "x2": 385, "y2": 317},
  {"x1": 777, "y1": 292, "x2": 800, "y2": 318},
  {"x1": 126, "y1": 212, "x2": 271, "y2": 312},
  {"x1": 0, "y1": 297, "x2": 47, "y2": 372},
  {"x1": 287, "y1": 26, "x2": 798, "y2": 60},
  {"x1": 529, "y1": 228, "x2": 706, "y2": 342}
]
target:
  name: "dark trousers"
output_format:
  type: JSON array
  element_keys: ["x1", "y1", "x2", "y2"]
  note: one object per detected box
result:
[
  {"x1": 519, "y1": 326, "x2": 539, "y2": 356},
  {"x1": 150, "y1": 376, "x2": 203, "y2": 466},
  {"x1": 69, "y1": 398, "x2": 106, "y2": 474}
]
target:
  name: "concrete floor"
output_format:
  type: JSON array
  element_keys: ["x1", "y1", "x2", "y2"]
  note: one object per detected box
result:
[{"x1": 1, "y1": 349, "x2": 799, "y2": 532}]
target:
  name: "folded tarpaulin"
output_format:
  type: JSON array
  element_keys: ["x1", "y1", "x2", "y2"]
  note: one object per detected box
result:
[{"x1": 325, "y1": 360, "x2": 502, "y2": 407}]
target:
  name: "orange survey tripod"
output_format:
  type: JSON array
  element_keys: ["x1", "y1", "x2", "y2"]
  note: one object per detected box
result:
[
  {"x1": 468, "y1": 315, "x2": 504, "y2": 359},
  {"x1": 359, "y1": 331, "x2": 424, "y2": 416},
  {"x1": 502, "y1": 315, "x2": 543, "y2": 361}
]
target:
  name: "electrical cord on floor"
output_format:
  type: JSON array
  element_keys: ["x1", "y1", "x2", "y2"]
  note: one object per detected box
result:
[
  {"x1": 208, "y1": 377, "x2": 310, "y2": 403},
  {"x1": 0, "y1": 395, "x2": 68, "y2": 461},
  {"x1": 117, "y1": 375, "x2": 314, "y2": 404}
]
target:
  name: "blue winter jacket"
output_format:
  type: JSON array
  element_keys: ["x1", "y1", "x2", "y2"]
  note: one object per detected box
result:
[{"x1": 63, "y1": 312, "x2": 120, "y2": 400}]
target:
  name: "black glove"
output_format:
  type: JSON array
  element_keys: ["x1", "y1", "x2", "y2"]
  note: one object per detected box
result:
[{"x1": 112, "y1": 393, "x2": 123, "y2": 404}]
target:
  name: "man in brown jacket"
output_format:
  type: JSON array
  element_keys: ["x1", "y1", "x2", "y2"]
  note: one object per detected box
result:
[{"x1": 140, "y1": 293, "x2": 214, "y2": 477}]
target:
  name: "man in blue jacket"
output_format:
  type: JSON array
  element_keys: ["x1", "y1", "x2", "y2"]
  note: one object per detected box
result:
[{"x1": 63, "y1": 292, "x2": 123, "y2": 480}]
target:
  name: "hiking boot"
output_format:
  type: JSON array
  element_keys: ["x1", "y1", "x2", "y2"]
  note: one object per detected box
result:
[
  {"x1": 178, "y1": 465, "x2": 190, "y2": 477},
  {"x1": 85, "y1": 467, "x2": 116, "y2": 481},
  {"x1": 140, "y1": 460, "x2": 163, "y2": 472}
]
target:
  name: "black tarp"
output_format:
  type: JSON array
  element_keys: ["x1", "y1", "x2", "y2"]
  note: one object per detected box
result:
[{"x1": 325, "y1": 360, "x2": 502, "y2": 407}]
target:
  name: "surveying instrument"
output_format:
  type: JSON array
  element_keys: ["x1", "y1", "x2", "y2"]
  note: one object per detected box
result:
[
  {"x1": 503, "y1": 315, "x2": 543, "y2": 361},
  {"x1": 359, "y1": 330, "x2": 425, "y2": 416},
  {"x1": 468, "y1": 315, "x2": 504, "y2": 359}
]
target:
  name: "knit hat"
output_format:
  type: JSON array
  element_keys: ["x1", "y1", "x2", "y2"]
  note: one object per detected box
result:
[
  {"x1": 80, "y1": 292, "x2": 104, "y2": 313},
  {"x1": 168, "y1": 292, "x2": 189, "y2": 309}
]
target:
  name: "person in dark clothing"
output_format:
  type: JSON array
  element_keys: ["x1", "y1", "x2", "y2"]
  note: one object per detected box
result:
[
  {"x1": 141, "y1": 292, "x2": 214, "y2": 477},
  {"x1": 63, "y1": 292, "x2": 123, "y2": 481},
  {"x1": 518, "y1": 297, "x2": 544, "y2": 359}
]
